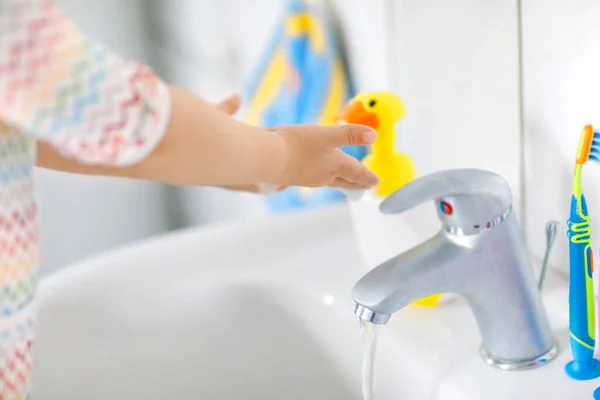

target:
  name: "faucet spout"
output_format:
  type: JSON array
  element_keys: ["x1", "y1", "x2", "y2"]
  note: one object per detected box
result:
[
  {"x1": 351, "y1": 209, "x2": 558, "y2": 370},
  {"x1": 352, "y1": 231, "x2": 462, "y2": 322}
]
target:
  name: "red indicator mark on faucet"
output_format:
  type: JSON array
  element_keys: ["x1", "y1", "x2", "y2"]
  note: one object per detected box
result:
[{"x1": 440, "y1": 201, "x2": 453, "y2": 215}]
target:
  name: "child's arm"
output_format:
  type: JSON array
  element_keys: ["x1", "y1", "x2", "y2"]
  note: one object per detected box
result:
[
  {"x1": 0, "y1": 0, "x2": 377, "y2": 191},
  {"x1": 37, "y1": 88, "x2": 379, "y2": 190}
]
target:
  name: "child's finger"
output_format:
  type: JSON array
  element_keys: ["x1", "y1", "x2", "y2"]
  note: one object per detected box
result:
[
  {"x1": 330, "y1": 178, "x2": 368, "y2": 189},
  {"x1": 321, "y1": 124, "x2": 376, "y2": 148},
  {"x1": 215, "y1": 94, "x2": 241, "y2": 115},
  {"x1": 336, "y1": 154, "x2": 379, "y2": 187}
]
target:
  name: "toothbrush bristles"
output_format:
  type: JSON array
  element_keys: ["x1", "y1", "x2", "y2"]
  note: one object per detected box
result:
[{"x1": 590, "y1": 132, "x2": 600, "y2": 164}]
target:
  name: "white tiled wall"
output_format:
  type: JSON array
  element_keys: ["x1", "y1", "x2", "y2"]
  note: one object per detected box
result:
[
  {"x1": 522, "y1": 0, "x2": 600, "y2": 274},
  {"x1": 328, "y1": 0, "x2": 391, "y2": 90},
  {"x1": 390, "y1": 0, "x2": 523, "y2": 218}
]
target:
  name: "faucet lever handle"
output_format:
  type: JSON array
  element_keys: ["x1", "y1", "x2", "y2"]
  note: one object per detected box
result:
[{"x1": 380, "y1": 169, "x2": 513, "y2": 228}]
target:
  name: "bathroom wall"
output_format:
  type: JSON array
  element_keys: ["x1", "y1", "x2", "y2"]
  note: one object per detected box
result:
[
  {"x1": 328, "y1": 0, "x2": 391, "y2": 90},
  {"x1": 390, "y1": 0, "x2": 523, "y2": 219},
  {"x1": 522, "y1": 0, "x2": 600, "y2": 274}
]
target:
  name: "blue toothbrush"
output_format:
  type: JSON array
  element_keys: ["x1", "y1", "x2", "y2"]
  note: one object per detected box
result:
[{"x1": 566, "y1": 125, "x2": 600, "y2": 380}]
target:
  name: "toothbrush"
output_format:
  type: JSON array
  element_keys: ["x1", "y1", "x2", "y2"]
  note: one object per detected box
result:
[{"x1": 565, "y1": 125, "x2": 600, "y2": 380}]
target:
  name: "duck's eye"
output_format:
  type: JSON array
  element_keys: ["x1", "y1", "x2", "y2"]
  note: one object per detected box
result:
[{"x1": 368, "y1": 99, "x2": 377, "y2": 107}]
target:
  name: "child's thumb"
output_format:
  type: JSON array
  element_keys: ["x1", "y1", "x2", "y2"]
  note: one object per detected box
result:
[{"x1": 216, "y1": 94, "x2": 241, "y2": 115}]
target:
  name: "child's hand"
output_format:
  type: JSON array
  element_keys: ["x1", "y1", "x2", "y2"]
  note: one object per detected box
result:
[
  {"x1": 274, "y1": 124, "x2": 379, "y2": 189},
  {"x1": 214, "y1": 95, "x2": 378, "y2": 192}
]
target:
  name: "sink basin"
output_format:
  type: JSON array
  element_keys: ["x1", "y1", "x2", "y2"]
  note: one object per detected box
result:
[{"x1": 33, "y1": 205, "x2": 598, "y2": 399}]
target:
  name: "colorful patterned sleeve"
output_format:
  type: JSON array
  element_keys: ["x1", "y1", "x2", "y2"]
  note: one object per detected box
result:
[
  {"x1": 0, "y1": 0, "x2": 172, "y2": 166},
  {"x1": 0, "y1": 1, "x2": 172, "y2": 399}
]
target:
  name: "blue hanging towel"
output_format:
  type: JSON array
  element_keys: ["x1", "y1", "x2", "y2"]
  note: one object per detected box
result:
[{"x1": 241, "y1": 0, "x2": 366, "y2": 213}]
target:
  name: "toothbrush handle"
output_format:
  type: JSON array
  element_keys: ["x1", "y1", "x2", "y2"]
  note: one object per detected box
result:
[
  {"x1": 569, "y1": 244, "x2": 595, "y2": 360},
  {"x1": 568, "y1": 194, "x2": 596, "y2": 361}
]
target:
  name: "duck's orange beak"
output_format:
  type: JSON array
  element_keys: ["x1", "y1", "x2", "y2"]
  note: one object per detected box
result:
[{"x1": 335, "y1": 101, "x2": 380, "y2": 129}]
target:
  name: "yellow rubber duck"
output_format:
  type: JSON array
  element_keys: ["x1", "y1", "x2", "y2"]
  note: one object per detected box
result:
[
  {"x1": 337, "y1": 91, "x2": 440, "y2": 307},
  {"x1": 337, "y1": 92, "x2": 416, "y2": 197}
]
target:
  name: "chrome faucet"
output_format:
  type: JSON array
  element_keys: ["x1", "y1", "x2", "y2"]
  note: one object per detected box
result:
[{"x1": 352, "y1": 169, "x2": 558, "y2": 370}]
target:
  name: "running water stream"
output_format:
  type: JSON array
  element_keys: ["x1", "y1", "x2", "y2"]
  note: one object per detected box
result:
[{"x1": 360, "y1": 320, "x2": 381, "y2": 400}]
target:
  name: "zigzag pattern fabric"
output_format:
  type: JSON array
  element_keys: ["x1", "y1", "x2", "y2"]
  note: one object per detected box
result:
[{"x1": 0, "y1": 1, "x2": 171, "y2": 398}]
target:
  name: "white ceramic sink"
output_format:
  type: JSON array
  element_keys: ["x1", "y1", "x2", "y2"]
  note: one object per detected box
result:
[{"x1": 33, "y1": 205, "x2": 599, "y2": 399}]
